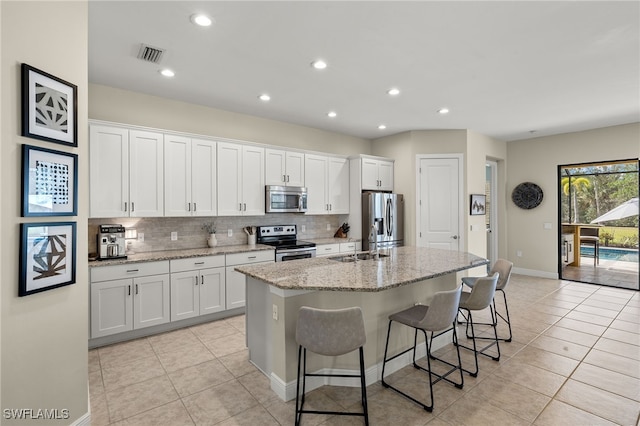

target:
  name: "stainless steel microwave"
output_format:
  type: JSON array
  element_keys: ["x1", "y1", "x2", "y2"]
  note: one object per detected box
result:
[{"x1": 265, "y1": 185, "x2": 307, "y2": 213}]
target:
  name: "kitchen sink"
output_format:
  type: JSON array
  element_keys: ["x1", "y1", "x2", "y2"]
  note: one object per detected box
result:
[{"x1": 329, "y1": 252, "x2": 390, "y2": 262}]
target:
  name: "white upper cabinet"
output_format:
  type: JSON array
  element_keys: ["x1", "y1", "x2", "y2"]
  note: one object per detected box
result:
[
  {"x1": 265, "y1": 149, "x2": 305, "y2": 187},
  {"x1": 304, "y1": 154, "x2": 349, "y2": 215},
  {"x1": 361, "y1": 157, "x2": 394, "y2": 191},
  {"x1": 90, "y1": 124, "x2": 164, "y2": 218},
  {"x1": 327, "y1": 157, "x2": 350, "y2": 213},
  {"x1": 164, "y1": 135, "x2": 216, "y2": 217},
  {"x1": 217, "y1": 142, "x2": 265, "y2": 216}
]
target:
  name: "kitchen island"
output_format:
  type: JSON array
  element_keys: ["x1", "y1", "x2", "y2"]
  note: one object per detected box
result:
[{"x1": 235, "y1": 246, "x2": 488, "y2": 401}]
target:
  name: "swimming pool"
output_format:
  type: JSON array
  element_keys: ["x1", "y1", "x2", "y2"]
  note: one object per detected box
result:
[{"x1": 580, "y1": 246, "x2": 639, "y2": 262}]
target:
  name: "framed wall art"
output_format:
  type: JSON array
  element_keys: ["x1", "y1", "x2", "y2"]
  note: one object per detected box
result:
[
  {"x1": 21, "y1": 144, "x2": 78, "y2": 217},
  {"x1": 470, "y1": 194, "x2": 486, "y2": 216},
  {"x1": 21, "y1": 63, "x2": 78, "y2": 147},
  {"x1": 19, "y1": 221, "x2": 76, "y2": 297}
]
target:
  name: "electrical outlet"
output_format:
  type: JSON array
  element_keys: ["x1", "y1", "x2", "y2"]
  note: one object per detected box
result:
[
  {"x1": 516, "y1": 250, "x2": 523, "y2": 257},
  {"x1": 171, "y1": 231, "x2": 178, "y2": 241},
  {"x1": 272, "y1": 304, "x2": 278, "y2": 321},
  {"x1": 138, "y1": 233, "x2": 144, "y2": 242},
  {"x1": 227, "y1": 229, "x2": 233, "y2": 237},
  {"x1": 301, "y1": 225, "x2": 306, "y2": 233},
  {"x1": 326, "y1": 223, "x2": 331, "y2": 231}
]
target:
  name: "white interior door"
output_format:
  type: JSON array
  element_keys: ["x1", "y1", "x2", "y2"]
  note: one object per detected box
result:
[
  {"x1": 486, "y1": 161, "x2": 498, "y2": 265},
  {"x1": 417, "y1": 155, "x2": 463, "y2": 250}
]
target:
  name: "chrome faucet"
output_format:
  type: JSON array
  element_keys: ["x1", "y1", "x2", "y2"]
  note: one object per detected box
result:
[{"x1": 369, "y1": 225, "x2": 379, "y2": 259}]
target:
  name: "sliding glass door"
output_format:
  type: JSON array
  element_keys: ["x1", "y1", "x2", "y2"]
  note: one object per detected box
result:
[{"x1": 558, "y1": 160, "x2": 639, "y2": 290}]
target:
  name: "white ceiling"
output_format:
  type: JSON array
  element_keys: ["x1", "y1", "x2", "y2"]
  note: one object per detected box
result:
[{"x1": 88, "y1": 1, "x2": 640, "y2": 142}]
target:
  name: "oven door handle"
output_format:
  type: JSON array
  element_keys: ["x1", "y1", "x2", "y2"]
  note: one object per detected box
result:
[{"x1": 278, "y1": 247, "x2": 316, "y2": 254}]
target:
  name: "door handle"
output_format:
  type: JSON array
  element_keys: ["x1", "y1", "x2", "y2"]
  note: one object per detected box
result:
[
  {"x1": 135, "y1": 284, "x2": 139, "y2": 294},
  {"x1": 201, "y1": 275, "x2": 204, "y2": 285}
]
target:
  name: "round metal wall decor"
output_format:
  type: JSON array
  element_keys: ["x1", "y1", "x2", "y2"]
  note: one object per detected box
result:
[{"x1": 512, "y1": 182, "x2": 544, "y2": 209}]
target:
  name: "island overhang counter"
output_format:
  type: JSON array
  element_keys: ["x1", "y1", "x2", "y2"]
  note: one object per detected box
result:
[{"x1": 235, "y1": 246, "x2": 488, "y2": 401}]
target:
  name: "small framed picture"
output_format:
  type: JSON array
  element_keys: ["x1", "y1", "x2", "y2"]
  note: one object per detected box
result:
[
  {"x1": 21, "y1": 63, "x2": 78, "y2": 147},
  {"x1": 470, "y1": 194, "x2": 486, "y2": 216},
  {"x1": 19, "y1": 222, "x2": 76, "y2": 297},
  {"x1": 21, "y1": 144, "x2": 78, "y2": 217}
]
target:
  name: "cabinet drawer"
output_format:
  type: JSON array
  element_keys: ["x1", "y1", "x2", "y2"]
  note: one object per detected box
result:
[
  {"x1": 170, "y1": 255, "x2": 225, "y2": 273},
  {"x1": 340, "y1": 241, "x2": 361, "y2": 252},
  {"x1": 317, "y1": 244, "x2": 340, "y2": 256},
  {"x1": 90, "y1": 261, "x2": 169, "y2": 282},
  {"x1": 226, "y1": 250, "x2": 274, "y2": 266}
]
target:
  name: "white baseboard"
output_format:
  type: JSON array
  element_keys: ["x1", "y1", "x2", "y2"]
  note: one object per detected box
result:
[
  {"x1": 71, "y1": 412, "x2": 90, "y2": 426},
  {"x1": 513, "y1": 267, "x2": 558, "y2": 279}
]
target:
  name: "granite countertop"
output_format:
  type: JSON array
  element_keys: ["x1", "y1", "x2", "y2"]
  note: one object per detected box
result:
[
  {"x1": 235, "y1": 246, "x2": 488, "y2": 292},
  {"x1": 89, "y1": 244, "x2": 274, "y2": 267}
]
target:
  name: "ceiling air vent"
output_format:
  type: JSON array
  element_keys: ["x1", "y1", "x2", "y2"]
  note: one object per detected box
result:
[{"x1": 136, "y1": 44, "x2": 165, "y2": 64}]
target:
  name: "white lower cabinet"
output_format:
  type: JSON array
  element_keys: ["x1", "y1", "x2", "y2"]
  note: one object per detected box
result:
[
  {"x1": 225, "y1": 250, "x2": 274, "y2": 309},
  {"x1": 170, "y1": 256, "x2": 226, "y2": 321},
  {"x1": 90, "y1": 261, "x2": 170, "y2": 338},
  {"x1": 316, "y1": 243, "x2": 340, "y2": 257}
]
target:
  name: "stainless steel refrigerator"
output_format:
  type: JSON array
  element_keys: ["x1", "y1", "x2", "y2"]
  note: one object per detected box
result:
[{"x1": 362, "y1": 192, "x2": 404, "y2": 250}]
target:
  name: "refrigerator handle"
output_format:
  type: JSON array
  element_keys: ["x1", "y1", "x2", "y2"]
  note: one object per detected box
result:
[{"x1": 386, "y1": 199, "x2": 393, "y2": 237}]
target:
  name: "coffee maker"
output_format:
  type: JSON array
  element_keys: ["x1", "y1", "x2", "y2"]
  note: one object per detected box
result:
[{"x1": 97, "y1": 224, "x2": 127, "y2": 260}]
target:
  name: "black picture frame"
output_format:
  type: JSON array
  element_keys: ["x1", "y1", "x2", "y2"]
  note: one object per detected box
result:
[
  {"x1": 21, "y1": 144, "x2": 78, "y2": 217},
  {"x1": 19, "y1": 221, "x2": 76, "y2": 297},
  {"x1": 470, "y1": 194, "x2": 486, "y2": 216},
  {"x1": 21, "y1": 63, "x2": 78, "y2": 147}
]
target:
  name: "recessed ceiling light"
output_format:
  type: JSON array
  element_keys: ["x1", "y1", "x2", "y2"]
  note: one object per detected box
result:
[
  {"x1": 311, "y1": 60, "x2": 328, "y2": 70},
  {"x1": 160, "y1": 69, "x2": 175, "y2": 77},
  {"x1": 378, "y1": 124, "x2": 387, "y2": 130},
  {"x1": 387, "y1": 88, "x2": 400, "y2": 96},
  {"x1": 437, "y1": 108, "x2": 450, "y2": 114},
  {"x1": 327, "y1": 111, "x2": 337, "y2": 118},
  {"x1": 191, "y1": 14, "x2": 212, "y2": 27},
  {"x1": 258, "y1": 94, "x2": 271, "y2": 102}
]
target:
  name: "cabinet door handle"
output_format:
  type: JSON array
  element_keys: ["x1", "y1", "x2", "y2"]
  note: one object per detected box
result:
[
  {"x1": 126, "y1": 269, "x2": 139, "y2": 273},
  {"x1": 200, "y1": 275, "x2": 204, "y2": 285},
  {"x1": 135, "y1": 284, "x2": 139, "y2": 295},
  {"x1": 194, "y1": 202, "x2": 197, "y2": 212},
  {"x1": 248, "y1": 256, "x2": 257, "y2": 259},
  {"x1": 283, "y1": 174, "x2": 286, "y2": 182},
  {"x1": 239, "y1": 203, "x2": 243, "y2": 211},
  {"x1": 195, "y1": 276, "x2": 199, "y2": 285},
  {"x1": 194, "y1": 261, "x2": 205, "y2": 265},
  {"x1": 124, "y1": 202, "x2": 128, "y2": 212},
  {"x1": 243, "y1": 203, "x2": 247, "y2": 211},
  {"x1": 287, "y1": 175, "x2": 290, "y2": 182},
  {"x1": 329, "y1": 204, "x2": 332, "y2": 211},
  {"x1": 188, "y1": 202, "x2": 191, "y2": 212},
  {"x1": 128, "y1": 285, "x2": 131, "y2": 296},
  {"x1": 131, "y1": 202, "x2": 135, "y2": 212}
]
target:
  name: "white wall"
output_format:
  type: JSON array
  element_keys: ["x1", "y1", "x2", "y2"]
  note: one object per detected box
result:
[
  {"x1": 506, "y1": 123, "x2": 640, "y2": 276},
  {"x1": 89, "y1": 84, "x2": 372, "y2": 156},
  {"x1": 372, "y1": 129, "x2": 507, "y2": 257},
  {"x1": 1, "y1": 1, "x2": 89, "y2": 424}
]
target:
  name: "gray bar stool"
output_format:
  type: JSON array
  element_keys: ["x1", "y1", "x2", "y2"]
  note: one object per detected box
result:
[
  {"x1": 461, "y1": 259, "x2": 514, "y2": 342},
  {"x1": 295, "y1": 306, "x2": 368, "y2": 425},
  {"x1": 381, "y1": 285, "x2": 463, "y2": 412},
  {"x1": 452, "y1": 273, "x2": 500, "y2": 377}
]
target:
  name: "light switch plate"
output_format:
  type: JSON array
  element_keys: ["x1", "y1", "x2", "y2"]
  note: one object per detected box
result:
[
  {"x1": 171, "y1": 231, "x2": 178, "y2": 241},
  {"x1": 228, "y1": 229, "x2": 233, "y2": 237},
  {"x1": 301, "y1": 225, "x2": 306, "y2": 233},
  {"x1": 138, "y1": 233, "x2": 144, "y2": 242}
]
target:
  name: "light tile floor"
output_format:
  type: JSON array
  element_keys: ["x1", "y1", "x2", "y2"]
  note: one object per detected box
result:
[{"x1": 89, "y1": 275, "x2": 640, "y2": 425}]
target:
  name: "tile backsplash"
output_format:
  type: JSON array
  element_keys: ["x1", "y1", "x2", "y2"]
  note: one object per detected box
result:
[{"x1": 88, "y1": 214, "x2": 348, "y2": 255}]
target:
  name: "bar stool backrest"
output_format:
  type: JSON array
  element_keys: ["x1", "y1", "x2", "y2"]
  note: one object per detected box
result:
[
  {"x1": 419, "y1": 285, "x2": 462, "y2": 331},
  {"x1": 296, "y1": 306, "x2": 366, "y2": 356},
  {"x1": 460, "y1": 273, "x2": 499, "y2": 311},
  {"x1": 490, "y1": 259, "x2": 513, "y2": 291}
]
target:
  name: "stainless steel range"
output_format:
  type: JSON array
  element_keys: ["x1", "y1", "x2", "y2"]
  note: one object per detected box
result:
[{"x1": 257, "y1": 225, "x2": 316, "y2": 262}]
